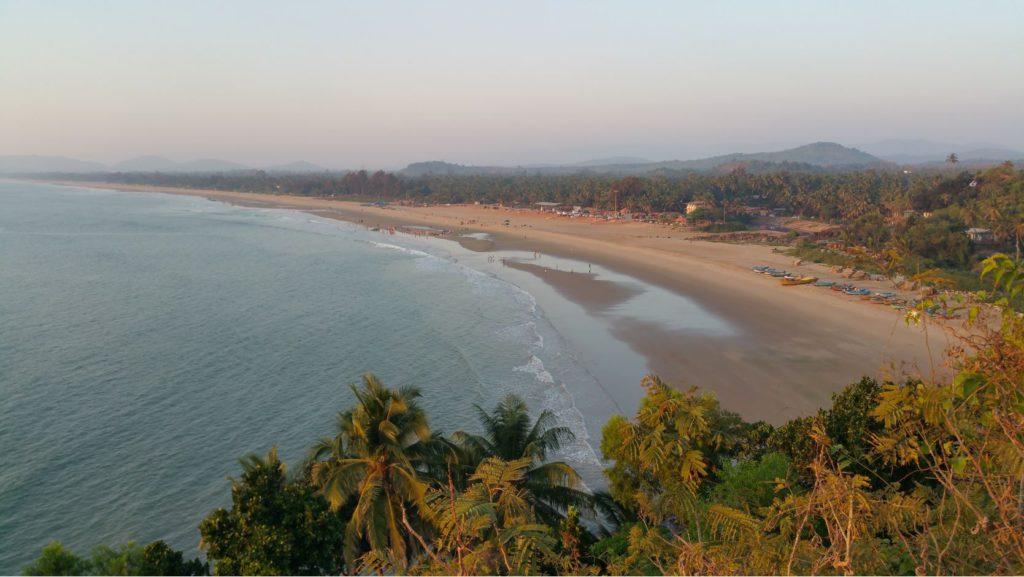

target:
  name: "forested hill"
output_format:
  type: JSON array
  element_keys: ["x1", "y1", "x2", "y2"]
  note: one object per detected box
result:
[
  {"x1": 401, "y1": 142, "x2": 888, "y2": 176},
  {"x1": 664, "y1": 141, "x2": 884, "y2": 170}
]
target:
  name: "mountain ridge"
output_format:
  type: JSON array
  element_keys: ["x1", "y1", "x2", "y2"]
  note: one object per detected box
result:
[
  {"x1": 400, "y1": 142, "x2": 888, "y2": 176},
  {"x1": 2, "y1": 141, "x2": 1020, "y2": 176}
]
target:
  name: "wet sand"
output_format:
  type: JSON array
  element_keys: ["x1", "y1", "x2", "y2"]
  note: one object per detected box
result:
[
  {"x1": 502, "y1": 260, "x2": 642, "y2": 312},
  {"x1": 44, "y1": 182, "x2": 958, "y2": 423}
]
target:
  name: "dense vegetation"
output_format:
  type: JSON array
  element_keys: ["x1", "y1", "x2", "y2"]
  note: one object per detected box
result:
[
  {"x1": 24, "y1": 255, "x2": 1024, "y2": 575},
  {"x1": 40, "y1": 163, "x2": 1021, "y2": 224}
]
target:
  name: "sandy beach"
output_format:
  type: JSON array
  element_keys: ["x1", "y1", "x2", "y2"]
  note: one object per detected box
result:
[{"x1": 47, "y1": 181, "x2": 958, "y2": 423}]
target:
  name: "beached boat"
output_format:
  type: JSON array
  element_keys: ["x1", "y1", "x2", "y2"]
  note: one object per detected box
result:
[
  {"x1": 813, "y1": 280, "x2": 835, "y2": 287},
  {"x1": 781, "y1": 275, "x2": 817, "y2": 286},
  {"x1": 844, "y1": 288, "x2": 872, "y2": 296},
  {"x1": 924, "y1": 307, "x2": 958, "y2": 319}
]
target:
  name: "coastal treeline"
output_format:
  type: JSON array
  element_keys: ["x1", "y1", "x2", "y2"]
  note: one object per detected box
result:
[
  {"x1": 24, "y1": 255, "x2": 1024, "y2": 575},
  {"x1": 39, "y1": 163, "x2": 1021, "y2": 226},
  {"x1": 40, "y1": 163, "x2": 1024, "y2": 282}
]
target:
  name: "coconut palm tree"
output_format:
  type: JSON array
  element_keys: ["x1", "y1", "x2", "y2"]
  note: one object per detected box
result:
[
  {"x1": 308, "y1": 373, "x2": 445, "y2": 571},
  {"x1": 453, "y1": 394, "x2": 592, "y2": 525},
  {"x1": 420, "y1": 457, "x2": 558, "y2": 575}
]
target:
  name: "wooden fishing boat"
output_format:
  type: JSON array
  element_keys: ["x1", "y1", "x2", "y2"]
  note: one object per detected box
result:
[{"x1": 781, "y1": 275, "x2": 817, "y2": 286}]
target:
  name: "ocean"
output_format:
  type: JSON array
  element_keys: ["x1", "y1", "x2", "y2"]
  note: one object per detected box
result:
[{"x1": 0, "y1": 181, "x2": 620, "y2": 572}]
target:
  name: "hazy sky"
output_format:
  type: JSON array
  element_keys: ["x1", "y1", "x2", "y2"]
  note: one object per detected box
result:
[{"x1": 1, "y1": 0, "x2": 1022, "y2": 168}]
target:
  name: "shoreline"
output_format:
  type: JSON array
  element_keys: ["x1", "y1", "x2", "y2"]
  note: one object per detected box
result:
[{"x1": 40, "y1": 180, "x2": 956, "y2": 423}]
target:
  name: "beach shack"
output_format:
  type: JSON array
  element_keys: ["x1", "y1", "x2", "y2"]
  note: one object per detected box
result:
[
  {"x1": 686, "y1": 200, "x2": 712, "y2": 215},
  {"x1": 966, "y1": 227, "x2": 995, "y2": 244},
  {"x1": 535, "y1": 201, "x2": 564, "y2": 213},
  {"x1": 743, "y1": 205, "x2": 772, "y2": 217}
]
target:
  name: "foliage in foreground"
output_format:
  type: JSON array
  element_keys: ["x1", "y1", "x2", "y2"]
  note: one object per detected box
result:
[
  {"x1": 23, "y1": 255, "x2": 1024, "y2": 575},
  {"x1": 22, "y1": 540, "x2": 206, "y2": 576}
]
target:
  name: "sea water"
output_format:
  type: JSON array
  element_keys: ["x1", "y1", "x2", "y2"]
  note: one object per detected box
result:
[{"x1": 0, "y1": 182, "x2": 610, "y2": 571}]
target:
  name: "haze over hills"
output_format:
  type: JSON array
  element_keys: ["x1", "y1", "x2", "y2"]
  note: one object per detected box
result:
[
  {"x1": 641, "y1": 142, "x2": 884, "y2": 172},
  {"x1": 3, "y1": 141, "x2": 1022, "y2": 177},
  {"x1": 263, "y1": 160, "x2": 331, "y2": 173},
  {"x1": 112, "y1": 156, "x2": 254, "y2": 173},
  {"x1": 566, "y1": 156, "x2": 652, "y2": 167},
  {"x1": 0, "y1": 155, "x2": 109, "y2": 174},
  {"x1": 401, "y1": 142, "x2": 890, "y2": 176},
  {"x1": 0, "y1": 155, "x2": 330, "y2": 174},
  {"x1": 112, "y1": 155, "x2": 180, "y2": 172},
  {"x1": 858, "y1": 139, "x2": 1024, "y2": 164}
]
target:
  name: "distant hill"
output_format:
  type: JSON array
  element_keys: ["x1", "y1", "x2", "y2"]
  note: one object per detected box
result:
[
  {"x1": 178, "y1": 158, "x2": 251, "y2": 172},
  {"x1": 1, "y1": 154, "x2": 348, "y2": 174},
  {"x1": 0, "y1": 154, "x2": 343, "y2": 175},
  {"x1": 640, "y1": 142, "x2": 884, "y2": 172},
  {"x1": 859, "y1": 139, "x2": 1023, "y2": 164},
  {"x1": 112, "y1": 155, "x2": 179, "y2": 172},
  {"x1": 749, "y1": 142, "x2": 882, "y2": 166},
  {"x1": 401, "y1": 161, "x2": 487, "y2": 176},
  {"x1": 401, "y1": 142, "x2": 886, "y2": 176},
  {"x1": 112, "y1": 157, "x2": 329, "y2": 173},
  {"x1": 0, "y1": 155, "x2": 107, "y2": 174},
  {"x1": 566, "y1": 156, "x2": 651, "y2": 167},
  {"x1": 264, "y1": 160, "x2": 328, "y2": 173}
]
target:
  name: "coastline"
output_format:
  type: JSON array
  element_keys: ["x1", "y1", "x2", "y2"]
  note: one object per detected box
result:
[{"x1": 42, "y1": 180, "x2": 956, "y2": 423}]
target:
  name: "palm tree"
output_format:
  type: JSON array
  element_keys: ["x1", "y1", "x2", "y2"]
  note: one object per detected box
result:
[
  {"x1": 421, "y1": 457, "x2": 557, "y2": 575},
  {"x1": 453, "y1": 394, "x2": 591, "y2": 524},
  {"x1": 308, "y1": 373, "x2": 444, "y2": 570},
  {"x1": 1012, "y1": 220, "x2": 1023, "y2": 263}
]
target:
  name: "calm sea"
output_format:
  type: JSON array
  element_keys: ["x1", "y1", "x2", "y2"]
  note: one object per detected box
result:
[{"x1": 0, "y1": 181, "x2": 607, "y2": 572}]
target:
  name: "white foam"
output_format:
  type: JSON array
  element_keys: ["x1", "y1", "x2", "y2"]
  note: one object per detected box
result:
[
  {"x1": 516, "y1": 355, "x2": 607, "y2": 483},
  {"x1": 513, "y1": 355, "x2": 555, "y2": 384},
  {"x1": 531, "y1": 322, "x2": 545, "y2": 349},
  {"x1": 367, "y1": 240, "x2": 433, "y2": 258}
]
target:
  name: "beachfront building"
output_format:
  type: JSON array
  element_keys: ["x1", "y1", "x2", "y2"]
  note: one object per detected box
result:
[
  {"x1": 535, "y1": 201, "x2": 564, "y2": 213},
  {"x1": 967, "y1": 227, "x2": 995, "y2": 244},
  {"x1": 686, "y1": 200, "x2": 712, "y2": 215}
]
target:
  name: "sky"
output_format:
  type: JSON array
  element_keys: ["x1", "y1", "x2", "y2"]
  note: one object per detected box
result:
[{"x1": 1, "y1": 0, "x2": 1022, "y2": 169}]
